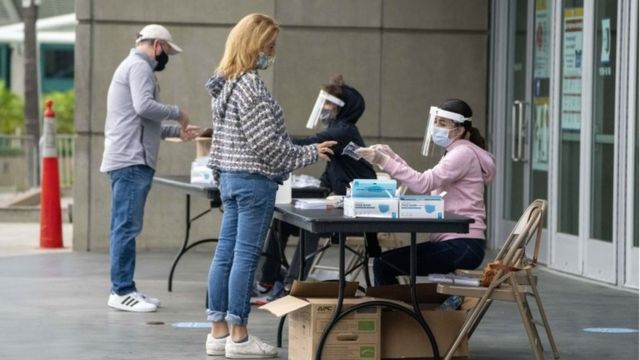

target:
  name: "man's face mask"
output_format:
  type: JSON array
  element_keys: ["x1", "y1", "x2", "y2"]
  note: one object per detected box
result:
[
  {"x1": 256, "y1": 52, "x2": 275, "y2": 70},
  {"x1": 154, "y1": 43, "x2": 169, "y2": 72}
]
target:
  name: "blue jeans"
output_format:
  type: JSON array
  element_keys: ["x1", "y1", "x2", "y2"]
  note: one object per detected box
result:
[
  {"x1": 373, "y1": 238, "x2": 485, "y2": 286},
  {"x1": 207, "y1": 172, "x2": 278, "y2": 326},
  {"x1": 108, "y1": 165, "x2": 155, "y2": 295}
]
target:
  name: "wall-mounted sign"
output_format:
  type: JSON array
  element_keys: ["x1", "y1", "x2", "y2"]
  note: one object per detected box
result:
[
  {"x1": 534, "y1": 1, "x2": 550, "y2": 78},
  {"x1": 561, "y1": 8, "x2": 583, "y2": 131},
  {"x1": 599, "y1": 17, "x2": 613, "y2": 77}
]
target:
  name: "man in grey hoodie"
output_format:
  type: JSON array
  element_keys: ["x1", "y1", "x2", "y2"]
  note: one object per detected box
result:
[{"x1": 100, "y1": 24, "x2": 199, "y2": 312}]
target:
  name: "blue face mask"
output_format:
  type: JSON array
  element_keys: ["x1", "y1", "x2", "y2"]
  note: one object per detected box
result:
[
  {"x1": 431, "y1": 126, "x2": 454, "y2": 148},
  {"x1": 256, "y1": 52, "x2": 274, "y2": 70}
]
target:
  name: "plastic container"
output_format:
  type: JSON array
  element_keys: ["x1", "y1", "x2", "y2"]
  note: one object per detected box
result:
[{"x1": 438, "y1": 295, "x2": 463, "y2": 311}]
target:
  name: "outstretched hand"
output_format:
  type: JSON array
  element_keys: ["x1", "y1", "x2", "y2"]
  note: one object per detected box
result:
[
  {"x1": 371, "y1": 144, "x2": 397, "y2": 158},
  {"x1": 180, "y1": 125, "x2": 201, "y2": 141},
  {"x1": 355, "y1": 146, "x2": 389, "y2": 167},
  {"x1": 315, "y1": 140, "x2": 338, "y2": 161}
]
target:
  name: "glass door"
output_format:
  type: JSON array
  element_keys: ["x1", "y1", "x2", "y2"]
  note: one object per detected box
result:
[
  {"x1": 499, "y1": 0, "x2": 552, "y2": 260},
  {"x1": 628, "y1": 93, "x2": 638, "y2": 287},
  {"x1": 583, "y1": 0, "x2": 618, "y2": 282},
  {"x1": 625, "y1": 2, "x2": 638, "y2": 287},
  {"x1": 552, "y1": 0, "x2": 619, "y2": 283},
  {"x1": 551, "y1": 0, "x2": 584, "y2": 274}
]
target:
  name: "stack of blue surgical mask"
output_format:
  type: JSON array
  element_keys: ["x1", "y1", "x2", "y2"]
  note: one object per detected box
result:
[{"x1": 350, "y1": 179, "x2": 397, "y2": 198}]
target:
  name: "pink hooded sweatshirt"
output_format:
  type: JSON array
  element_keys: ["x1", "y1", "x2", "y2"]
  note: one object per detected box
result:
[{"x1": 381, "y1": 139, "x2": 496, "y2": 242}]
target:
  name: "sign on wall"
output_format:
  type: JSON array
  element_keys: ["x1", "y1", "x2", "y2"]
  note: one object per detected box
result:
[{"x1": 561, "y1": 7, "x2": 583, "y2": 131}]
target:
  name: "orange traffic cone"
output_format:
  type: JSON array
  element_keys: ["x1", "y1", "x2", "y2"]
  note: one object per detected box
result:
[{"x1": 39, "y1": 99, "x2": 63, "y2": 249}]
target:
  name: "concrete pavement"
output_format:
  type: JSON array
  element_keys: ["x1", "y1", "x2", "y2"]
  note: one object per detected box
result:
[{"x1": 0, "y1": 223, "x2": 637, "y2": 359}]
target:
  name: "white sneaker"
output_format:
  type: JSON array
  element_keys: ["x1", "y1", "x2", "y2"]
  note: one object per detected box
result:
[
  {"x1": 135, "y1": 292, "x2": 161, "y2": 307},
  {"x1": 206, "y1": 333, "x2": 227, "y2": 356},
  {"x1": 108, "y1": 292, "x2": 157, "y2": 313},
  {"x1": 225, "y1": 335, "x2": 277, "y2": 359}
]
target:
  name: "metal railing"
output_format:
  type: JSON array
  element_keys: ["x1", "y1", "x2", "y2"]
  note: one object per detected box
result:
[
  {"x1": 56, "y1": 134, "x2": 75, "y2": 188},
  {"x1": 0, "y1": 134, "x2": 75, "y2": 191}
]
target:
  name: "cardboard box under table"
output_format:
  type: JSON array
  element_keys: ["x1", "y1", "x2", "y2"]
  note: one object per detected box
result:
[
  {"x1": 261, "y1": 281, "x2": 381, "y2": 360},
  {"x1": 367, "y1": 284, "x2": 476, "y2": 359}
]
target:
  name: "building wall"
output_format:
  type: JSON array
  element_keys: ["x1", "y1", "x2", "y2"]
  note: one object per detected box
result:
[{"x1": 74, "y1": 0, "x2": 490, "y2": 251}]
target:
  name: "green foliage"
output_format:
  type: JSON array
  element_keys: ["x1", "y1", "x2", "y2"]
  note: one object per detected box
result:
[
  {"x1": 0, "y1": 81, "x2": 24, "y2": 135},
  {"x1": 0, "y1": 84, "x2": 75, "y2": 135},
  {"x1": 42, "y1": 90, "x2": 75, "y2": 134}
]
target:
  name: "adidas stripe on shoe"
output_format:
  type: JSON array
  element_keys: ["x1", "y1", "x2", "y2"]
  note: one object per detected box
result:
[
  {"x1": 108, "y1": 292, "x2": 157, "y2": 312},
  {"x1": 134, "y1": 292, "x2": 161, "y2": 307}
]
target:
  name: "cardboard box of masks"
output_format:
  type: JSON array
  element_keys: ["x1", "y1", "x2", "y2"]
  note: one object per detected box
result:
[
  {"x1": 344, "y1": 197, "x2": 399, "y2": 219},
  {"x1": 398, "y1": 195, "x2": 444, "y2": 219},
  {"x1": 261, "y1": 281, "x2": 381, "y2": 360}
]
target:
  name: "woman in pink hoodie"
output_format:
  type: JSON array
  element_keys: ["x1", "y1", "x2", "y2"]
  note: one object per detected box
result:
[{"x1": 357, "y1": 99, "x2": 496, "y2": 285}]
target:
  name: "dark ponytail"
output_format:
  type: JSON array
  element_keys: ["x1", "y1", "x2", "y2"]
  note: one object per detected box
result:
[
  {"x1": 466, "y1": 125, "x2": 486, "y2": 150},
  {"x1": 438, "y1": 98, "x2": 486, "y2": 150}
]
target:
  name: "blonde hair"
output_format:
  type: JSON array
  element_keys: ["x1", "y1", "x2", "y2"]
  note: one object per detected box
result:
[{"x1": 216, "y1": 13, "x2": 280, "y2": 79}]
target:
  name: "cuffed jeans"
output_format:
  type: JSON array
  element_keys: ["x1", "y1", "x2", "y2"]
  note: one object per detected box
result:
[
  {"x1": 108, "y1": 164, "x2": 155, "y2": 295},
  {"x1": 207, "y1": 172, "x2": 278, "y2": 326},
  {"x1": 373, "y1": 238, "x2": 485, "y2": 286}
]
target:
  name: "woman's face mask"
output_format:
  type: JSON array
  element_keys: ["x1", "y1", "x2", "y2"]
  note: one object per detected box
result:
[
  {"x1": 319, "y1": 105, "x2": 337, "y2": 125},
  {"x1": 256, "y1": 52, "x2": 275, "y2": 70},
  {"x1": 431, "y1": 126, "x2": 454, "y2": 148}
]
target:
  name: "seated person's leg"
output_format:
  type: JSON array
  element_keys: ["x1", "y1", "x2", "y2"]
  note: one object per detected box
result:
[
  {"x1": 373, "y1": 238, "x2": 485, "y2": 286},
  {"x1": 284, "y1": 231, "x2": 321, "y2": 286},
  {"x1": 258, "y1": 221, "x2": 298, "y2": 287},
  {"x1": 364, "y1": 232, "x2": 381, "y2": 257}
]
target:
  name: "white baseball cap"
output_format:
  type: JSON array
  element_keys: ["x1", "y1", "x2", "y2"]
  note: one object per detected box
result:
[{"x1": 136, "y1": 24, "x2": 182, "y2": 55}]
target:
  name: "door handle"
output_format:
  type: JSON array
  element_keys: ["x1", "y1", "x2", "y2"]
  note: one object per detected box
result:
[
  {"x1": 517, "y1": 100, "x2": 526, "y2": 161},
  {"x1": 512, "y1": 100, "x2": 526, "y2": 162},
  {"x1": 512, "y1": 101, "x2": 522, "y2": 161}
]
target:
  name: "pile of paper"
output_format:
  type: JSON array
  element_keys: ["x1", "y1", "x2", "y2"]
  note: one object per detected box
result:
[
  {"x1": 293, "y1": 199, "x2": 331, "y2": 210},
  {"x1": 424, "y1": 273, "x2": 480, "y2": 287}
]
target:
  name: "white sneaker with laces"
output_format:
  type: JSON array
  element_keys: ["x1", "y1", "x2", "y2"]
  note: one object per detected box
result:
[
  {"x1": 135, "y1": 292, "x2": 161, "y2": 307},
  {"x1": 205, "y1": 333, "x2": 227, "y2": 356},
  {"x1": 225, "y1": 335, "x2": 277, "y2": 359},
  {"x1": 108, "y1": 292, "x2": 157, "y2": 312}
]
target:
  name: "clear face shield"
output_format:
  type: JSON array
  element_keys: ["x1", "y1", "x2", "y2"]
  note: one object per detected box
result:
[
  {"x1": 420, "y1": 106, "x2": 469, "y2": 157},
  {"x1": 306, "y1": 90, "x2": 345, "y2": 129}
]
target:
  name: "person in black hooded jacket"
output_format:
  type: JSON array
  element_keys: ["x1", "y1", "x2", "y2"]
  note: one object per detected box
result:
[
  {"x1": 254, "y1": 75, "x2": 379, "y2": 302},
  {"x1": 293, "y1": 76, "x2": 376, "y2": 194}
]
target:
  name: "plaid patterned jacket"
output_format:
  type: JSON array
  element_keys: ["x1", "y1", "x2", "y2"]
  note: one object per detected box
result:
[{"x1": 205, "y1": 71, "x2": 318, "y2": 183}]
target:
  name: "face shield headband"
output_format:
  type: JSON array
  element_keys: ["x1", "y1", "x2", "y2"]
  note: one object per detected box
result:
[
  {"x1": 306, "y1": 90, "x2": 346, "y2": 129},
  {"x1": 420, "y1": 106, "x2": 472, "y2": 156}
]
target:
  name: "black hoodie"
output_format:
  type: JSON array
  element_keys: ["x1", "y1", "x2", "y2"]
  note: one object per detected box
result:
[{"x1": 293, "y1": 85, "x2": 376, "y2": 195}]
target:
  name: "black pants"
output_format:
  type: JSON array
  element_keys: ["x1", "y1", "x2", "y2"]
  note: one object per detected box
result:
[{"x1": 373, "y1": 238, "x2": 485, "y2": 286}]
